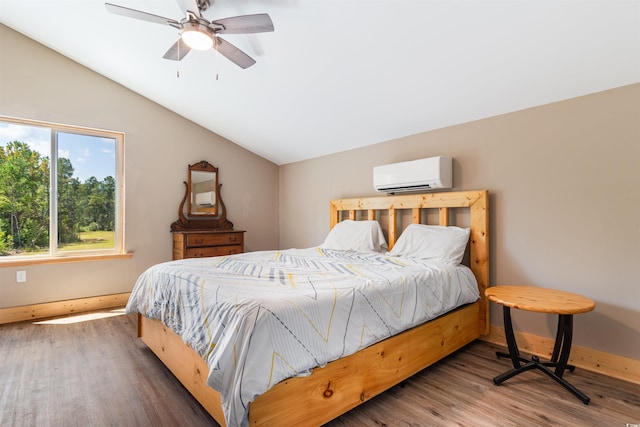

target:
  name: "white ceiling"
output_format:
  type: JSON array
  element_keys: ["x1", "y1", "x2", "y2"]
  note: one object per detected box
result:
[{"x1": 1, "y1": 1, "x2": 639, "y2": 165}]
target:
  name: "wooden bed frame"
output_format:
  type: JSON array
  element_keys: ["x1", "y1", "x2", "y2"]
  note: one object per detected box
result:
[{"x1": 138, "y1": 190, "x2": 489, "y2": 426}]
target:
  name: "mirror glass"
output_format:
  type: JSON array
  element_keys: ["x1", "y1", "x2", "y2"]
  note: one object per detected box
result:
[{"x1": 188, "y1": 163, "x2": 218, "y2": 216}]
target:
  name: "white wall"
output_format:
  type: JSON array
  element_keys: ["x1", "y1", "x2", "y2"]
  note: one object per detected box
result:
[
  {"x1": 279, "y1": 83, "x2": 640, "y2": 360},
  {"x1": 0, "y1": 24, "x2": 279, "y2": 307}
]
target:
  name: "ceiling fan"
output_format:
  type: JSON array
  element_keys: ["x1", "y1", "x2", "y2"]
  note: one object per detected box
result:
[{"x1": 105, "y1": 0, "x2": 274, "y2": 69}]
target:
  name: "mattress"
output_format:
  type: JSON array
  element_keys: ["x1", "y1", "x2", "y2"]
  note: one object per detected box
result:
[{"x1": 126, "y1": 247, "x2": 479, "y2": 427}]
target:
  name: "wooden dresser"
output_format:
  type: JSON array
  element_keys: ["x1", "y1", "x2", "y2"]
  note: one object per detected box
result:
[{"x1": 172, "y1": 230, "x2": 245, "y2": 260}]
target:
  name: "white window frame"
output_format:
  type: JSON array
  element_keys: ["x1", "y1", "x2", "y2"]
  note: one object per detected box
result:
[{"x1": 0, "y1": 116, "x2": 128, "y2": 266}]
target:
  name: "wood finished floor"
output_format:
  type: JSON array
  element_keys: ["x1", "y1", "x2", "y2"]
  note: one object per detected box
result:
[{"x1": 1, "y1": 310, "x2": 638, "y2": 427}]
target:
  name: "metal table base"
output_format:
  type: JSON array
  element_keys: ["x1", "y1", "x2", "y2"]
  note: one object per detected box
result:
[{"x1": 493, "y1": 306, "x2": 590, "y2": 404}]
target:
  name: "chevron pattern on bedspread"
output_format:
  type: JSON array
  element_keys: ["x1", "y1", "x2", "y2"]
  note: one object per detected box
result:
[{"x1": 126, "y1": 247, "x2": 479, "y2": 427}]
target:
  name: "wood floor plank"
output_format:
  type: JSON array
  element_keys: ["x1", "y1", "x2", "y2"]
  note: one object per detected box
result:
[
  {"x1": 1, "y1": 310, "x2": 638, "y2": 426},
  {"x1": 0, "y1": 310, "x2": 216, "y2": 426}
]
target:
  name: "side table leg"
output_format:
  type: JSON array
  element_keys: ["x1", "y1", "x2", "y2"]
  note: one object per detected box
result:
[
  {"x1": 554, "y1": 314, "x2": 573, "y2": 376},
  {"x1": 503, "y1": 306, "x2": 521, "y2": 369},
  {"x1": 549, "y1": 314, "x2": 576, "y2": 373},
  {"x1": 539, "y1": 314, "x2": 590, "y2": 404},
  {"x1": 494, "y1": 305, "x2": 537, "y2": 385},
  {"x1": 551, "y1": 314, "x2": 563, "y2": 362}
]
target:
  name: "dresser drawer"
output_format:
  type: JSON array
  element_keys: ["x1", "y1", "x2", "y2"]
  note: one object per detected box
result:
[
  {"x1": 173, "y1": 230, "x2": 245, "y2": 260},
  {"x1": 186, "y1": 232, "x2": 243, "y2": 248},
  {"x1": 185, "y1": 245, "x2": 244, "y2": 258}
]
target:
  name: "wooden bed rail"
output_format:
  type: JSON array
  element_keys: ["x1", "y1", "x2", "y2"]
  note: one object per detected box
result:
[{"x1": 330, "y1": 190, "x2": 490, "y2": 335}]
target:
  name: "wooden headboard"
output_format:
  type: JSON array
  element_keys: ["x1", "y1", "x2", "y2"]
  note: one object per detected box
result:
[{"x1": 329, "y1": 190, "x2": 490, "y2": 334}]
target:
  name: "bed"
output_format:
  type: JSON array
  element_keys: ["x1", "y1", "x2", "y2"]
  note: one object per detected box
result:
[{"x1": 127, "y1": 190, "x2": 489, "y2": 427}]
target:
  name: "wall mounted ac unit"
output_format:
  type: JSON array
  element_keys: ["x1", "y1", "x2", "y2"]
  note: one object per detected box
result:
[{"x1": 373, "y1": 156, "x2": 452, "y2": 194}]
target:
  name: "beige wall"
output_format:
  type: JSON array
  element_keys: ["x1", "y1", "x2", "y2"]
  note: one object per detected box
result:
[
  {"x1": 279, "y1": 83, "x2": 640, "y2": 360},
  {"x1": 0, "y1": 25, "x2": 279, "y2": 307}
]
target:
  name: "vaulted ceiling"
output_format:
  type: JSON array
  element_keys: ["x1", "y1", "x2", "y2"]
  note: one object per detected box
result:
[{"x1": 1, "y1": 1, "x2": 639, "y2": 165}]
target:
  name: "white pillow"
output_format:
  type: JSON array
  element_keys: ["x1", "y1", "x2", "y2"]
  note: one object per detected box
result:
[
  {"x1": 320, "y1": 220, "x2": 388, "y2": 253},
  {"x1": 388, "y1": 224, "x2": 470, "y2": 264}
]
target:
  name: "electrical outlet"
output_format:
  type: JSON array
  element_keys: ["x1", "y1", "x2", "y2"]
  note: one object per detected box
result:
[{"x1": 16, "y1": 270, "x2": 26, "y2": 283}]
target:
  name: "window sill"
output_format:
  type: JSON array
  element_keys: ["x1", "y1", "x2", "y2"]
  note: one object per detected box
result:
[{"x1": 0, "y1": 252, "x2": 133, "y2": 267}]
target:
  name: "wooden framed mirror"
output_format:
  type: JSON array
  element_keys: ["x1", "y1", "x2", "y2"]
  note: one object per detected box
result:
[
  {"x1": 188, "y1": 163, "x2": 218, "y2": 216},
  {"x1": 170, "y1": 161, "x2": 233, "y2": 231}
]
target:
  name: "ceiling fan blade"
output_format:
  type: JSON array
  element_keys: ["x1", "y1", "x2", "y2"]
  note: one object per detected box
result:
[
  {"x1": 176, "y1": 0, "x2": 201, "y2": 18},
  {"x1": 212, "y1": 14, "x2": 274, "y2": 34},
  {"x1": 214, "y1": 37, "x2": 256, "y2": 69},
  {"x1": 105, "y1": 3, "x2": 180, "y2": 27},
  {"x1": 163, "y1": 39, "x2": 192, "y2": 61}
]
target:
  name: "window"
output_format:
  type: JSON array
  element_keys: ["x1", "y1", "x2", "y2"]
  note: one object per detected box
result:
[{"x1": 0, "y1": 116, "x2": 124, "y2": 261}]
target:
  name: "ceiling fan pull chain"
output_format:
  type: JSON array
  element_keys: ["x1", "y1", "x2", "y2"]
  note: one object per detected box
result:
[
  {"x1": 177, "y1": 37, "x2": 181, "y2": 78},
  {"x1": 213, "y1": 46, "x2": 219, "y2": 81}
]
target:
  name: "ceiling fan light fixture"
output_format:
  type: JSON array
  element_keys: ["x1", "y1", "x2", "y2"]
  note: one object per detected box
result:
[{"x1": 181, "y1": 22, "x2": 214, "y2": 50}]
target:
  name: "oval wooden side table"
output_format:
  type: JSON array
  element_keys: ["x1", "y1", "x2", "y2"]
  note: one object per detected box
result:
[{"x1": 485, "y1": 285, "x2": 595, "y2": 404}]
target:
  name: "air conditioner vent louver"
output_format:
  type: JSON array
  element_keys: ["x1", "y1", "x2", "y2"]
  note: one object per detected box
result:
[
  {"x1": 377, "y1": 184, "x2": 432, "y2": 193},
  {"x1": 373, "y1": 156, "x2": 452, "y2": 194}
]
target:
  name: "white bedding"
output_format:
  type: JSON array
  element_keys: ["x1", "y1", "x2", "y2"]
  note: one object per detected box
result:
[{"x1": 126, "y1": 247, "x2": 479, "y2": 427}]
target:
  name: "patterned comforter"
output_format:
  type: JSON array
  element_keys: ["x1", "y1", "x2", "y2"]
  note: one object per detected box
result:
[{"x1": 126, "y1": 247, "x2": 479, "y2": 427}]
